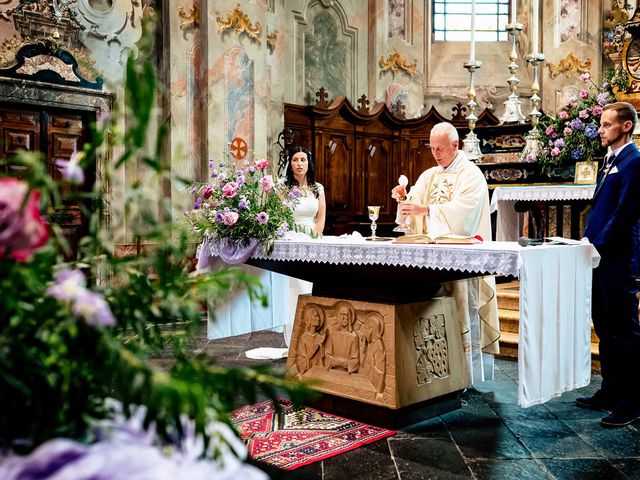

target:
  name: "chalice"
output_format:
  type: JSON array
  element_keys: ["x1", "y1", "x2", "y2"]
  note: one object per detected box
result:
[
  {"x1": 393, "y1": 174, "x2": 414, "y2": 234},
  {"x1": 366, "y1": 205, "x2": 381, "y2": 241}
]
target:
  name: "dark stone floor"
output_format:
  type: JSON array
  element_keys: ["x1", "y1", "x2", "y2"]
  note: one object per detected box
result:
[{"x1": 198, "y1": 329, "x2": 640, "y2": 480}]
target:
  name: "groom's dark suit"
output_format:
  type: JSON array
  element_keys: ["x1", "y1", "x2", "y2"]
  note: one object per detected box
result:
[{"x1": 584, "y1": 142, "x2": 640, "y2": 411}]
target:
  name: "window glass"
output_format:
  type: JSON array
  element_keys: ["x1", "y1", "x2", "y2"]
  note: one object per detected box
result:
[{"x1": 433, "y1": 0, "x2": 510, "y2": 42}]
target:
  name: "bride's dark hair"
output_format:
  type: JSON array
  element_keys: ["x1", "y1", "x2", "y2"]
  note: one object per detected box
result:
[{"x1": 285, "y1": 146, "x2": 318, "y2": 198}]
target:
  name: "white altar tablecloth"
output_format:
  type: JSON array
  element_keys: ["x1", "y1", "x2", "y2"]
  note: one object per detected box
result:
[
  {"x1": 490, "y1": 185, "x2": 595, "y2": 241},
  {"x1": 237, "y1": 236, "x2": 599, "y2": 407}
]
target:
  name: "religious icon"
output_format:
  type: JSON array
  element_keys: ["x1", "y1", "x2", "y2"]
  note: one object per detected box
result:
[{"x1": 574, "y1": 161, "x2": 597, "y2": 185}]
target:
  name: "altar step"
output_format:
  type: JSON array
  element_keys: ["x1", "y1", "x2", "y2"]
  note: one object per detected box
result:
[{"x1": 496, "y1": 280, "x2": 600, "y2": 371}]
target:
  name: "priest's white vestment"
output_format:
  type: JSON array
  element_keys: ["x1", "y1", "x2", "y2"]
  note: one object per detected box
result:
[{"x1": 402, "y1": 150, "x2": 500, "y2": 383}]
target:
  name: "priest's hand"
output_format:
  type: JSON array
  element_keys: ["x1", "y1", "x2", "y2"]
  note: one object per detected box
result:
[
  {"x1": 399, "y1": 200, "x2": 429, "y2": 217},
  {"x1": 391, "y1": 185, "x2": 406, "y2": 201}
]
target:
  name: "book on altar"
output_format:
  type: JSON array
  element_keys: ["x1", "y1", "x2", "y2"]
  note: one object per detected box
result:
[{"x1": 393, "y1": 234, "x2": 483, "y2": 245}]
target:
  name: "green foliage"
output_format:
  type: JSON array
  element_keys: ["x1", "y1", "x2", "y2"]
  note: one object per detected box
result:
[{"x1": 0, "y1": 29, "x2": 310, "y2": 453}]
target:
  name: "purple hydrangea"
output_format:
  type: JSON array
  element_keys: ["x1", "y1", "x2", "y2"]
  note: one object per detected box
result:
[
  {"x1": 585, "y1": 124, "x2": 599, "y2": 140},
  {"x1": 597, "y1": 92, "x2": 609, "y2": 106},
  {"x1": 571, "y1": 149, "x2": 582, "y2": 161},
  {"x1": 570, "y1": 118, "x2": 585, "y2": 131},
  {"x1": 554, "y1": 138, "x2": 565, "y2": 149}
]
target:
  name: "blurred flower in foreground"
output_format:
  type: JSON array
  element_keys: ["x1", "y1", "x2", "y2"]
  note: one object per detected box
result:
[
  {"x1": 0, "y1": 178, "x2": 48, "y2": 261},
  {"x1": 55, "y1": 151, "x2": 85, "y2": 184}
]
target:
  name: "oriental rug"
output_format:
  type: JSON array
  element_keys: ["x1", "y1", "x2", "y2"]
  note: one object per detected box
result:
[{"x1": 230, "y1": 399, "x2": 395, "y2": 471}]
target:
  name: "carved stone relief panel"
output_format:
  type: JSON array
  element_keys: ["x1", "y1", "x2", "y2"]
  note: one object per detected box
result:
[{"x1": 413, "y1": 313, "x2": 449, "y2": 386}]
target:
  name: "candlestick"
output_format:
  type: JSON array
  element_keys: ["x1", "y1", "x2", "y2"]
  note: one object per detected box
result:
[
  {"x1": 520, "y1": 52, "x2": 545, "y2": 162},
  {"x1": 532, "y1": 0, "x2": 539, "y2": 55},
  {"x1": 469, "y1": 0, "x2": 476, "y2": 62},
  {"x1": 462, "y1": 59, "x2": 483, "y2": 162},
  {"x1": 499, "y1": 22, "x2": 526, "y2": 124},
  {"x1": 511, "y1": 0, "x2": 517, "y2": 25}
]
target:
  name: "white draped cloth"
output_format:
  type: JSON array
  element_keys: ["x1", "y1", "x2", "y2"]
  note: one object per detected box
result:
[{"x1": 401, "y1": 151, "x2": 500, "y2": 383}]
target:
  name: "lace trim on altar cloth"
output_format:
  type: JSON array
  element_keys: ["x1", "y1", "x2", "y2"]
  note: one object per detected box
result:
[{"x1": 490, "y1": 185, "x2": 595, "y2": 213}]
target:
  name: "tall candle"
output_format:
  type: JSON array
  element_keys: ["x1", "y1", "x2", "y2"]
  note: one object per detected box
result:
[
  {"x1": 511, "y1": 0, "x2": 517, "y2": 25},
  {"x1": 469, "y1": 0, "x2": 476, "y2": 62},
  {"x1": 532, "y1": 0, "x2": 539, "y2": 54}
]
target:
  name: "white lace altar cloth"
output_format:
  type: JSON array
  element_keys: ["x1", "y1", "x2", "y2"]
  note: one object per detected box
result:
[
  {"x1": 490, "y1": 185, "x2": 595, "y2": 241},
  {"x1": 202, "y1": 236, "x2": 600, "y2": 407}
]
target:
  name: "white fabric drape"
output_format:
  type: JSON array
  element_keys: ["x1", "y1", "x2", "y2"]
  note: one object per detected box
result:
[{"x1": 517, "y1": 243, "x2": 595, "y2": 407}]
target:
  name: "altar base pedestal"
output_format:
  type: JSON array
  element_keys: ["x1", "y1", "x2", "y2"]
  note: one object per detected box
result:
[{"x1": 285, "y1": 295, "x2": 469, "y2": 417}]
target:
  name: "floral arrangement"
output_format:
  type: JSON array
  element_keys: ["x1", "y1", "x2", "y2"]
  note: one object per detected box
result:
[
  {"x1": 0, "y1": 39, "x2": 307, "y2": 478},
  {"x1": 186, "y1": 156, "x2": 302, "y2": 259},
  {"x1": 533, "y1": 71, "x2": 615, "y2": 176}
]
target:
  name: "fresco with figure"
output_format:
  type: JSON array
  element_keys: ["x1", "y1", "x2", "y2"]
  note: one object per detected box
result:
[
  {"x1": 304, "y1": 10, "x2": 347, "y2": 101},
  {"x1": 225, "y1": 47, "x2": 255, "y2": 155}
]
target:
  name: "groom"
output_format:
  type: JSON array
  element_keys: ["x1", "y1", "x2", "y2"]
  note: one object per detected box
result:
[{"x1": 579, "y1": 101, "x2": 640, "y2": 427}]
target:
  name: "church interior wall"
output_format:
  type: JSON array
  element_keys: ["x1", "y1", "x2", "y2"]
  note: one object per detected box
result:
[{"x1": 0, "y1": 0, "x2": 625, "y2": 241}]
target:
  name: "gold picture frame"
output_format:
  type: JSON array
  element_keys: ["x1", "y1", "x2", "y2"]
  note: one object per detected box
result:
[{"x1": 574, "y1": 161, "x2": 598, "y2": 184}]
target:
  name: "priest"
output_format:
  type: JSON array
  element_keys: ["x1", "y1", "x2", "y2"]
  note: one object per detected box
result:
[{"x1": 392, "y1": 122, "x2": 499, "y2": 383}]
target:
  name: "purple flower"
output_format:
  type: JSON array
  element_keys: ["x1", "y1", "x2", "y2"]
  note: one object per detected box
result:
[
  {"x1": 256, "y1": 212, "x2": 269, "y2": 224},
  {"x1": 571, "y1": 149, "x2": 582, "y2": 160},
  {"x1": 554, "y1": 138, "x2": 565, "y2": 148},
  {"x1": 275, "y1": 223, "x2": 289, "y2": 236},
  {"x1": 237, "y1": 198, "x2": 250, "y2": 209},
  {"x1": 597, "y1": 92, "x2": 609, "y2": 106},
  {"x1": 236, "y1": 174, "x2": 245, "y2": 186},
  {"x1": 55, "y1": 150, "x2": 85, "y2": 184},
  {"x1": 215, "y1": 212, "x2": 224, "y2": 224},
  {"x1": 570, "y1": 118, "x2": 585, "y2": 131},
  {"x1": 208, "y1": 159, "x2": 215, "y2": 169},
  {"x1": 72, "y1": 289, "x2": 116, "y2": 327},
  {"x1": 585, "y1": 124, "x2": 599, "y2": 139},
  {"x1": 193, "y1": 197, "x2": 202, "y2": 210},
  {"x1": 47, "y1": 269, "x2": 87, "y2": 302}
]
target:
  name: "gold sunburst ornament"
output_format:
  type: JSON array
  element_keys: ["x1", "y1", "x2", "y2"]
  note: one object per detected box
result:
[
  {"x1": 379, "y1": 50, "x2": 417, "y2": 78},
  {"x1": 216, "y1": 4, "x2": 261, "y2": 44}
]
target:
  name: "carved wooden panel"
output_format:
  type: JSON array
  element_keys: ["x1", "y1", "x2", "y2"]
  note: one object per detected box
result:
[
  {"x1": 358, "y1": 135, "x2": 394, "y2": 218},
  {"x1": 316, "y1": 131, "x2": 354, "y2": 214},
  {"x1": 286, "y1": 295, "x2": 468, "y2": 409}
]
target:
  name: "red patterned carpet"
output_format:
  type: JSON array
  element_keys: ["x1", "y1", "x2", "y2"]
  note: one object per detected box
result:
[{"x1": 231, "y1": 399, "x2": 396, "y2": 470}]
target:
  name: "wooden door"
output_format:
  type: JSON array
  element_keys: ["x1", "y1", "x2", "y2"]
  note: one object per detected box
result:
[{"x1": 0, "y1": 105, "x2": 93, "y2": 258}]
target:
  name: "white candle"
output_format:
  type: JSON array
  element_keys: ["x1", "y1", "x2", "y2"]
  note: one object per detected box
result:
[
  {"x1": 469, "y1": 0, "x2": 476, "y2": 62},
  {"x1": 511, "y1": 0, "x2": 517, "y2": 25},
  {"x1": 532, "y1": 0, "x2": 539, "y2": 54}
]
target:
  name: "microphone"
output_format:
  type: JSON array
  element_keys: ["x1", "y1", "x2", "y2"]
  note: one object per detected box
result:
[{"x1": 517, "y1": 236, "x2": 545, "y2": 247}]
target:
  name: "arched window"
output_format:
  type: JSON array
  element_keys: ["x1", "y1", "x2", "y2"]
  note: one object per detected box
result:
[{"x1": 433, "y1": 0, "x2": 509, "y2": 42}]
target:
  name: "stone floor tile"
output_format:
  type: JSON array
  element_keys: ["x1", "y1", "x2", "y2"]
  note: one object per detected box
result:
[
  {"x1": 539, "y1": 458, "x2": 628, "y2": 480},
  {"x1": 446, "y1": 423, "x2": 531, "y2": 459},
  {"x1": 517, "y1": 434, "x2": 600, "y2": 459},
  {"x1": 467, "y1": 458, "x2": 552, "y2": 480},
  {"x1": 608, "y1": 458, "x2": 640, "y2": 479},
  {"x1": 388, "y1": 437, "x2": 472, "y2": 479},
  {"x1": 503, "y1": 417, "x2": 574, "y2": 438},
  {"x1": 399, "y1": 416, "x2": 450, "y2": 438},
  {"x1": 322, "y1": 438, "x2": 398, "y2": 480},
  {"x1": 563, "y1": 418, "x2": 640, "y2": 458}
]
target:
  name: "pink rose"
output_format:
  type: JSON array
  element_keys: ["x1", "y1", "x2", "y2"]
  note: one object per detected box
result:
[
  {"x1": 202, "y1": 184, "x2": 214, "y2": 199},
  {"x1": 0, "y1": 178, "x2": 48, "y2": 261},
  {"x1": 221, "y1": 181, "x2": 239, "y2": 198},
  {"x1": 260, "y1": 175, "x2": 274, "y2": 193},
  {"x1": 580, "y1": 72, "x2": 591, "y2": 83},
  {"x1": 255, "y1": 158, "x2": 269, "y2": 170},
  {"x1": 559, "y1": 111, "x2": 569, "y2": 120},
  {"x1": 550, "y1": 147, "x2": 561, "y2": 158},
  {"x1": 564, "y1": 127, "x2": 573, "y2": 136},
  {"x1": 579, "y1": 90, "x2": 589, "y2": 99},
  {"x1": 593, "y1": 105, "x2": 603, "y2": 116},
  {"x1": 579, "y1": 109, "x2": 589, "y2": 119},
  {"x1": 545, "y1": 126, "x2": 555, "y2": 135},
  {"x1": 222, "y1": 211, "x2": 239, "y2": 226}
]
